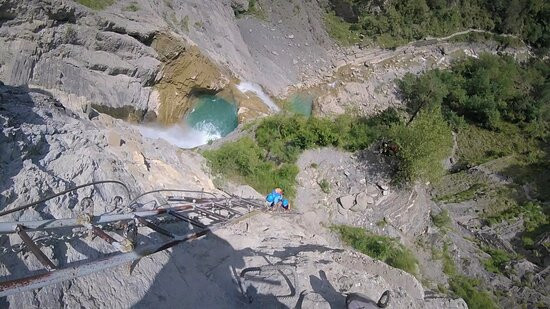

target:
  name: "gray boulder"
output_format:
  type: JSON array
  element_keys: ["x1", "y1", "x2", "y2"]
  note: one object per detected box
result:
[{"x1": 338, "y1": 194, "x2": 356, "y2": 210}]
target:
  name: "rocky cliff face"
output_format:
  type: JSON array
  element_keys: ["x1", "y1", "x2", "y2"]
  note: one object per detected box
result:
[{"x1": 0, "y1": 0, "x2": 335, "y2": 122}]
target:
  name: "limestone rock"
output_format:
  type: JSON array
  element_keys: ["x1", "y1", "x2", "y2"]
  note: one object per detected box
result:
[
  {"x1": 366, "y1": 184, "x2": 379, "y2": 197},
  {"x1": 338, "y1": 195, "x2": 356, "y2": 210},
  {"x1": 377, "y1": 182, "x2": 389, "y2": 191},
  {"x1": 356, "y1": 192, "x2": 374, "y2": 206}
]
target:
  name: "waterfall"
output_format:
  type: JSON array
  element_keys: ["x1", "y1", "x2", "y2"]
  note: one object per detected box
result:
[{"x1": 236, "y1": 82, "x2": 280, "y2": 112}]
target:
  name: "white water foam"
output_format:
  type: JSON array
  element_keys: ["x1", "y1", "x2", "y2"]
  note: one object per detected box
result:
[
  {"x1": 137, "y1": 122, "x2": 221, "y2": 149},
  {"x1": 236, "y1": 81, "x2": 280, "y2": 112}
]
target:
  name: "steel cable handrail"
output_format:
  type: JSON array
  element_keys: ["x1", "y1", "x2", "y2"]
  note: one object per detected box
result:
[{"x1": 0, "y1": 180, "x2": 131, "y2": 217}]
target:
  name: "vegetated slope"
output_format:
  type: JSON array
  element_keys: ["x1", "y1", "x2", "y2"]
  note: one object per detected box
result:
[
  {"x1": 402, "y1": 54, "x2": 549, "y2": 308},
  {"x1": 204, "y1": 52, "x2": 549, "y2": 308},
  {"x1": 325, "y1": 0, "x2": 549, "y2": 51}
]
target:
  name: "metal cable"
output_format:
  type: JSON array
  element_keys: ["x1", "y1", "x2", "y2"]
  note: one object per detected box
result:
[{"x1": 0, "y1": 180, "x2": 131, "y2": 217}]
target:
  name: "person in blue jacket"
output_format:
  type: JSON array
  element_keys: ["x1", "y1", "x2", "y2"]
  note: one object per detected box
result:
[{"x1": 266, "y1": 188, "x2": 290, "y2": 211}]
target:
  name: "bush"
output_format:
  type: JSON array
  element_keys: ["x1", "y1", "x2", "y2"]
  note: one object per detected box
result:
[
  {"x1": 333, "y1": 225, "x2": 418, "y2": 275},
  {"x1": 389, "y1": 108, "x2": 453, "y2": 183},
  {"x1": 432, "y1": 209, "x2": 451, "y2": 228}
]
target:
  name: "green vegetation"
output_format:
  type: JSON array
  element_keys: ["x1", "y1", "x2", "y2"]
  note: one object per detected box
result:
[
  {"x1": 436, "y1": 183, "x2": 486, "y2": 203},
  {"x1": 124, "y1": 2, "x2": 139, "y2": 11},
  {"x1": 399, "y1": 54, "x2": 548, "y2": 130},
  {"x1": 333, "y1": 225, "x2": 418, "y2": 275},
  {"x1": 204, "y1": 112, "x2": 397, "y2": 197},
  {"x1": 326, "y1": 0, "x2": 549, "y2": 51},
  {"x1": 400, "y1": 53, "x2": 549, "y2": 204},
  {"x1": 388, "y1": 108, "x2": 453, "y2": 183},
  {"x1": 431, "y1": 209, "x2": 451, "y2": 229},
  {"x1": 482, "y1": 247, "x2": 514, "y2": 274},
  {"x1": 324, "y1": 12, "x2": 361, "y2": 46},
  {"x1": 75, "y1": 0, "x2": 115, "y2": 10},
  {"x1": 181, "y1": 15, "x2": 190, "y2": 32},
  {"x1": 318, "y1": 179, "x2": 331, "y2": 194},
  {"x1": 433, "y1": 243, "x2": 498, "y2": 309},
  {"x1": 202, "y1": 137, "x2": 299, "y2": 198},
  {"x1": 487, "y1": 202, "x2": 549, "y2": 248},
  {"x1": 449, "y1": 275, "x2": 498, "y2": 309}
]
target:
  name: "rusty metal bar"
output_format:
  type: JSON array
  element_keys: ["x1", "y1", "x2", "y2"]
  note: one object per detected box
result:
[
  {"x1": 167, "y1": 210, "x2": 206, "y2": 229},
  {"x1": 0, "y1": 195, "x2": 265, "y2": 297},
  {"x1": 0, "y1": 216, "x2": 247, "y2": 297},
  {"x1": 15, "y1": 225, "x2": 56, "y2": 271},
  {"x1": 135, "y1": 216, "x2": 175, "y2": 238}
]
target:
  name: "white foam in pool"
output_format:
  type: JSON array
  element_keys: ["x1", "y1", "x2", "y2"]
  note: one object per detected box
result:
[
  {"x1": 237, "y1": 81, "x2": 280, "y2": 112},
  {"x1": 137, "y1": 122, "x2": 221, "y2": 149}
]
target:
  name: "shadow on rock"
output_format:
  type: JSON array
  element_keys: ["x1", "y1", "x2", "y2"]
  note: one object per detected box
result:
[
  {"x1": 131, "y1": 228, "x2": 287, "y2": 308},
  {"x1": 0, "y1": 83, "x2": 64, "y2": 210}
]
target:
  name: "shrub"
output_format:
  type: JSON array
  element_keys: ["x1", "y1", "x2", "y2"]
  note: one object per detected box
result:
[
  {"x1": 318, "y1": 179, "x2": 331, "y2": 193},
  {"x1": 333, "y1": 225, "x2": 418, "y2": 275},
  {"x1": 389, "y1": 108, "x2": 453, "y2": 183},
  {"x1": 432, "y1": 209, "x2": 451, "y2": 228}
]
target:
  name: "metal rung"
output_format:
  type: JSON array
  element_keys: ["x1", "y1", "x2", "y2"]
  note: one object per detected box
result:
[
  {"x1": 167, "y1": 210, "x2": 206, "y2": 229},
  {"x1": 16, "y1": 225, "x2": 56, "y2": 271},
  {"x1": 193, "y1": 207, "x2": 227, "y2": 221},
  {"x1": 91, "y1": 226, "x2": 133, "y2": 253},
  {"x1": 135, "y1": 216, "x2": 175, "y2": 238},
  {"x1": 210, "y1": 202, "x2": 242, "y2": 215}
]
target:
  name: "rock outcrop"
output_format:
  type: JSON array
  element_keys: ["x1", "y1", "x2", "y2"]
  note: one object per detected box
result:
[{"x1": 151, "y1": 33, "x2": 230, "y2": 124}]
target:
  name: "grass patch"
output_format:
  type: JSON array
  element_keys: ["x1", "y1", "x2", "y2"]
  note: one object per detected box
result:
[
  {"x1": 456, "y1": 124, "x2": 538, "y2": 166},
  {"x1": 486, "y1": 201, "x2": 549, "y2": 248},
  {"x1": 202, "y1": 137, "x2": 298, "y2": 198},
  {"x1": 333, "y1": 225, "x2": 418, "y2": 275},
  {"x1": 324, "y1": 12, "x2": 361, "y2": 46},
  {"x1": 433, "y1": 243, "x2": 498, "y2": 309},
  {"x1": 318, "y1": 179, "x2": 331, "y2": 194},
  {"x1": 242, "y1": 0, "x2": 267, "y2": 20},
  {"x1": 431, "y1": 209, "x2": 451, "y2": 229},
  {"x1": 436, "y1": 183, "x2": 487, "y2": 203},
  {"x1": 482, "y1": 247, "x2": 514, "y2": 274},
  {"x1": 75, "y1": 0, "x2": 115, "y2": 10},
  {"x1": 449, "y1": 275, "x2": 498, "y2": 309}
]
